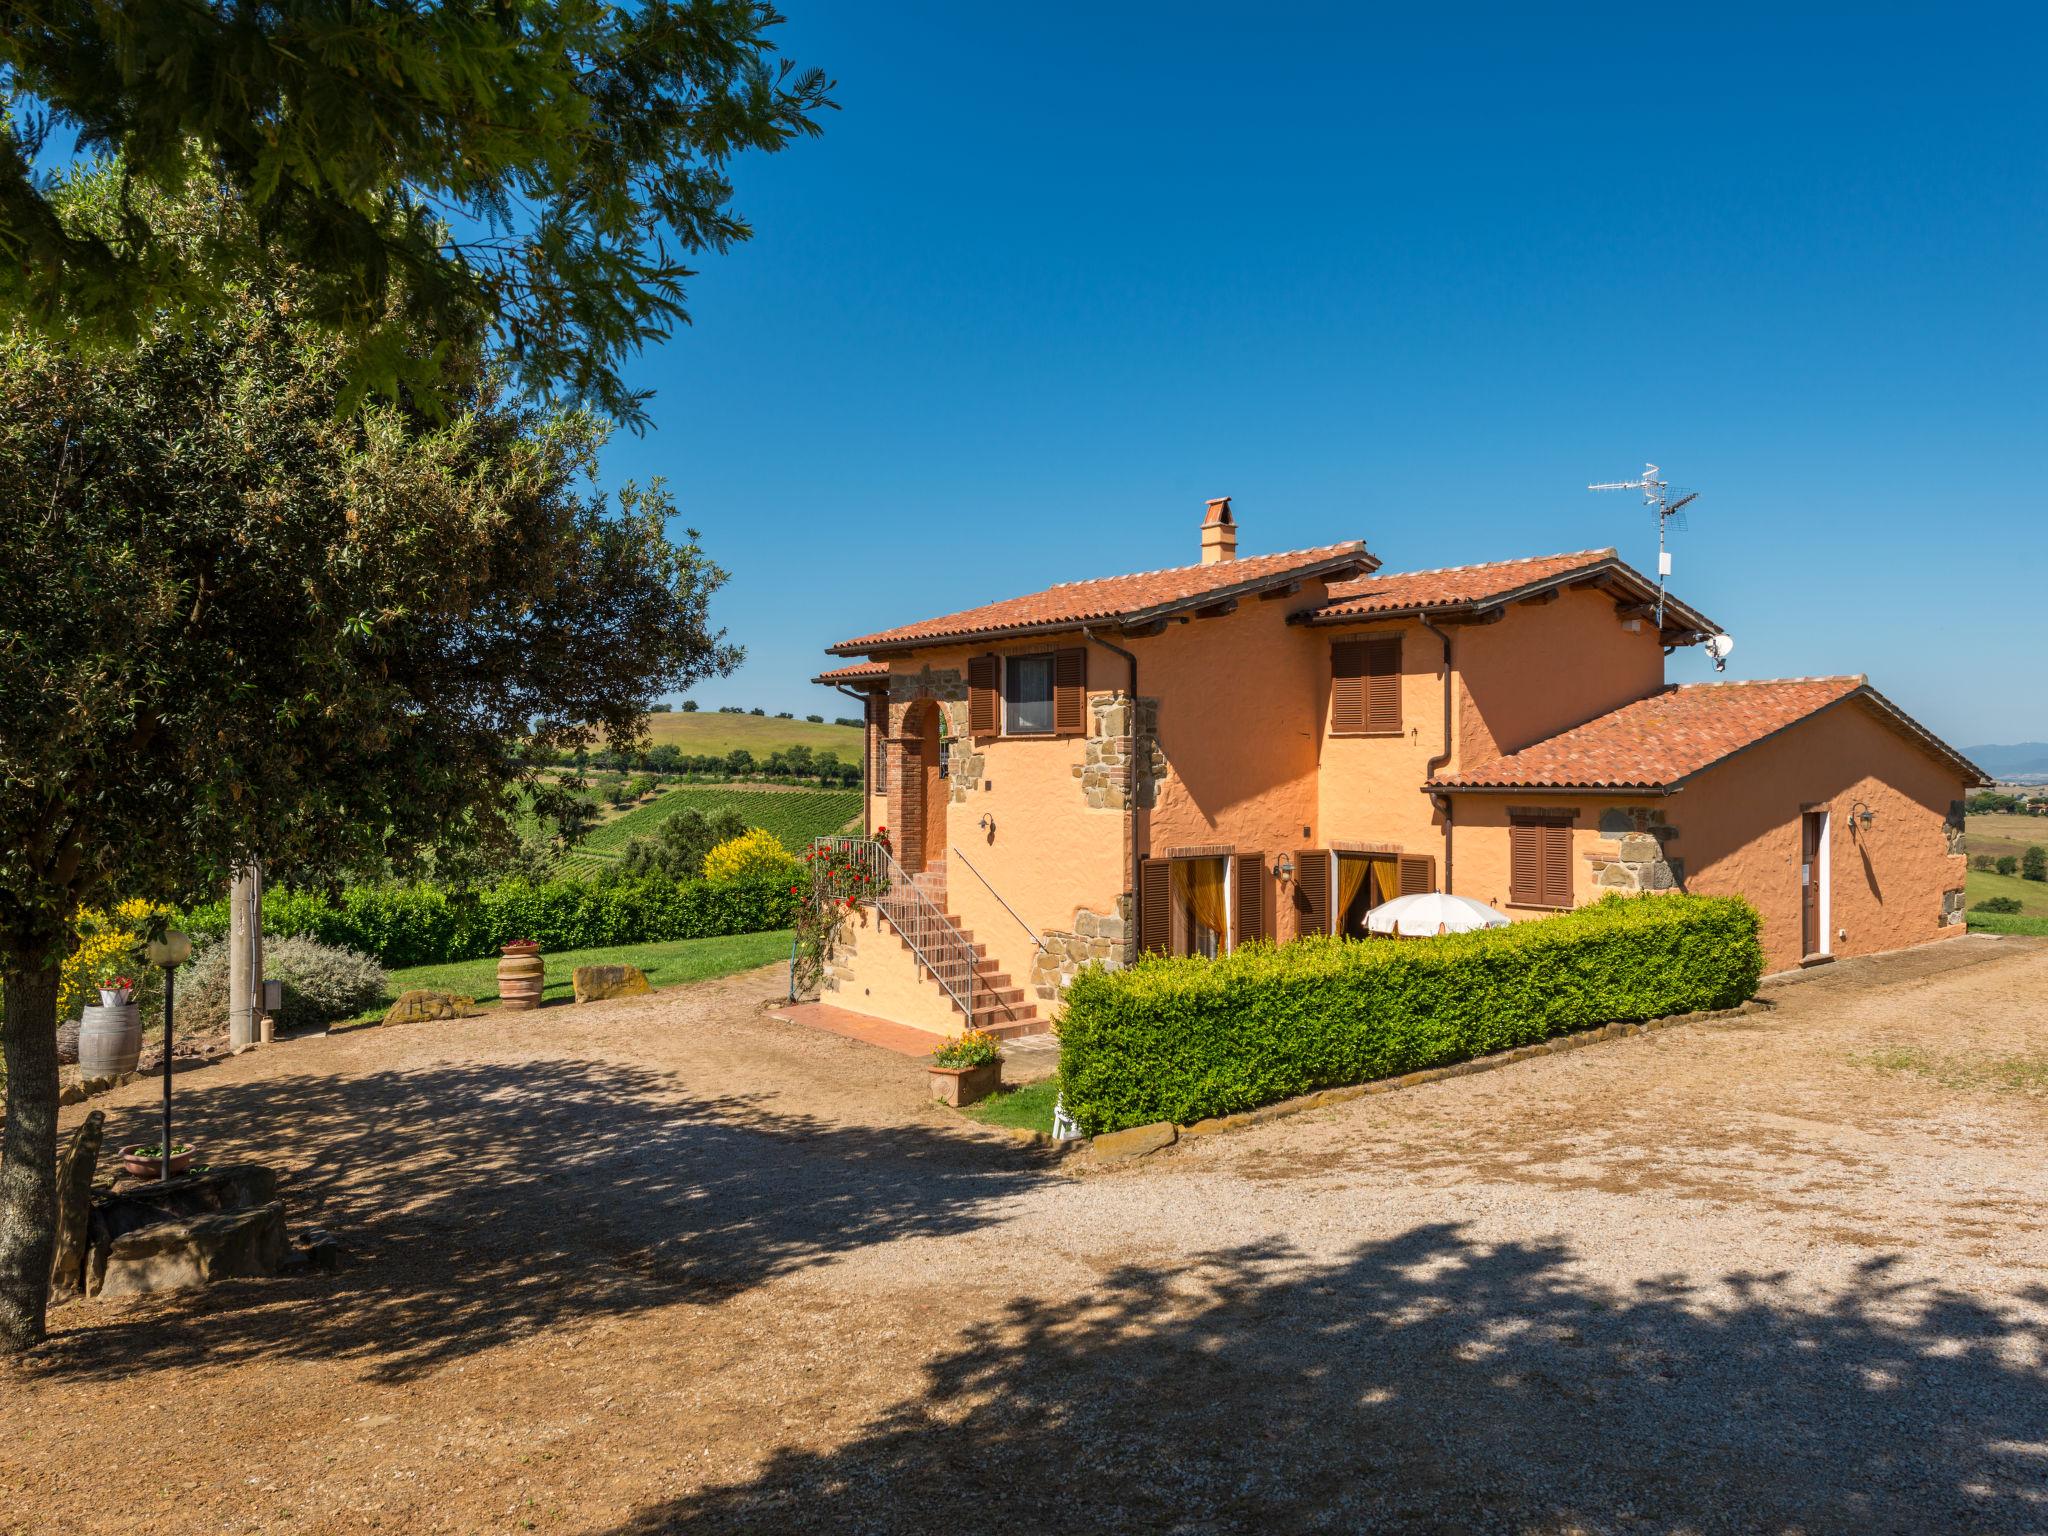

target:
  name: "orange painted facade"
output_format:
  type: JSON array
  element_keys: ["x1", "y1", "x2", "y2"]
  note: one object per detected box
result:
[{"x1": 822, "y1": 529, "x2": 1979, "y2": 1033}]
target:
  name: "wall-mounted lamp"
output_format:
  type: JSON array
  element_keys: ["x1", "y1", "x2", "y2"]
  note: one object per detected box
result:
[
  {"x1": 1850, "y1": 800, "x2": 1877, "y2": 831},
  {"x1": 978, "y1": 812, "x2": 996, "y2": 844},
  {"x1": 1275, "y1": 852, "x2": 1296, "y2": 884}
]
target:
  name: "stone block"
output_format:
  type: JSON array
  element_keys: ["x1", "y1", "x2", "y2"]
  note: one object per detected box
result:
[
  {"x1": 1089, "y1": 1122, "x2": 1177, "y2": 1162},
  {"x1": 1615, "y1": 833, "x2": 1663, "y2": 862},
  {"x1": 381, "y1": 989, "x2": 478, "y2": 1027},
  {"x1": 573, "y1": 964, "x2": 652, "y2": 1004},
  {"x1": 94, "y1": 1200, "x2": 287, "y2": 1298},
  {"x1": 1597, "y1": 864, "x2": 1636, "y2": 888},
  {"x1": 1597, "y1": 807, "x2": 1637, "y2": 835}
]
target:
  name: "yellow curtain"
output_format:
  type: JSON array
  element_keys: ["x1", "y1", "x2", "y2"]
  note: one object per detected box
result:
[
  {"x1": 1173, "y1": 859, "x2": 1230, "y2": 942},
  {"x1": 1369, "y1": 857, "x2": 1401, "y2": 908},
  {"x1": 1335, "y1": 857, "x2": 1371, "y2": 930}
]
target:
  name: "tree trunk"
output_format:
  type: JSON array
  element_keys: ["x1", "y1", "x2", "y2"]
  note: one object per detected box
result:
[{"x1": 0, "y1": 959, "x2": 61, "y2": 1351}]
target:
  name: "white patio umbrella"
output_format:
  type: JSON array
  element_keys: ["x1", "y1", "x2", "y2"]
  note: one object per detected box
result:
[{"x1": 1365, "y1": 892, "x2": 1511, "y2": 937}]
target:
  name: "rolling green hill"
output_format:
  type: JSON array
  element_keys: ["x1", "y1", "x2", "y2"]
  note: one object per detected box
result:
[
  {"x1": 641, "y1": 711, "x2": 865, "y2": 760},
  {"x1": 553, "y1": 784, "x2": 862, "y2": 877}
]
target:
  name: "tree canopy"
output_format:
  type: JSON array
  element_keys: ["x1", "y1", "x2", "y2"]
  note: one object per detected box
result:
[
  {"x1": 0, "y1": 169, "x2": 741, "y2": 1347},
  {"x1": 0, "y1": 0, "x2": 832, "y2": 425}
]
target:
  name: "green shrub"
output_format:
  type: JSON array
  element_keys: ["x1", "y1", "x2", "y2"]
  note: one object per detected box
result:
[
  {"x1": 1971, "y1": 895, "x2": 2024, "y2": 915},
  {"x1": 264, "y1": 936, "x2": 387, "y2": 1030},
  {"x1": 2024, "y1": 846, "x2": 2047, "y2": 882},
  {"x1": 172, "y1": 941, "x2": 233, "y2": 1034},
  {"x1": 1996, "y1": 855, "x2": 2018, "y2": 877},
  {"x1": 1056, "y1": 893, "x2": 1763, "y2": 1134},
  {"x1": 184, "y1": 873, "x2": 796, "y2": 969}
]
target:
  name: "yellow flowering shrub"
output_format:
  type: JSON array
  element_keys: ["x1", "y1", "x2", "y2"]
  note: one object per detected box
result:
[
  {"x1": 702, "y1": 827, "x2": 799, "y2": 885},
  {"x1": 60, "y1": 899, "x2": 172, "y2": 1019}
]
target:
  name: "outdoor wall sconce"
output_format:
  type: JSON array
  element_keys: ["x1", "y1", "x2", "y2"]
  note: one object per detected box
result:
[
  {"x1": 978, "y1": 812, "x2": 996, "y2": 843},
  {"x1": 1851, "y1": 801, "x2": 1876, "y2": 831},
  {"x1": 1275, "y1": 852, "x2": 1296, "y2": 884}
]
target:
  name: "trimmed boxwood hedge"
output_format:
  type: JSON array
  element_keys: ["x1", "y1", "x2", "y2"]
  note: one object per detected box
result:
[
  {"x1": 1056, "y1": 893, "x2": 1763, "y2": 1134},
  {"x1": 181, "y1": 874, "x2": 797, "y2": 969}
]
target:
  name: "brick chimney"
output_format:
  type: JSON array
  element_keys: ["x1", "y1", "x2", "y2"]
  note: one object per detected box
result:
[{"x1": 1200, "y1": 496, "x2": 1237, "y2": 564}]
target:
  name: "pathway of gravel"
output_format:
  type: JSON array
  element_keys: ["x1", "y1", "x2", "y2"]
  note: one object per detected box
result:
[{"x1": 6, "y1": 939, "x2": 2044, "y2": 1535}]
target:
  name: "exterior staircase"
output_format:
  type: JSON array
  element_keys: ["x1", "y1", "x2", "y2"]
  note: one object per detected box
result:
[{"x1": 876, "y1": 857, "x2": 1043, "y2": 1037}]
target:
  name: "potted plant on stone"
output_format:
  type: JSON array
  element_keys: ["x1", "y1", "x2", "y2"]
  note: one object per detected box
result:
[
  {"x1": 929, "y1": 1028, "x2": 1003, "y2": 1107},
  {"x1": 118, "y1": 1142, "x2": 197, "y2": 1179}
]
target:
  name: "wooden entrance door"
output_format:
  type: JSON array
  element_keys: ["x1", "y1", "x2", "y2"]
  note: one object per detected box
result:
[
  {"x1": 1800, "y1": 810, "x2": 1825, "y2": 957},
  {"x1": 909, "y1": 701, "x2": 947, "y2": 874}
]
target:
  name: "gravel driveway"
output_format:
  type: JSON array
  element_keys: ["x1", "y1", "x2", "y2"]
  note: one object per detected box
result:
[{"x1": 6, "y1": 938, "x2": 2045, "y2": 1535}]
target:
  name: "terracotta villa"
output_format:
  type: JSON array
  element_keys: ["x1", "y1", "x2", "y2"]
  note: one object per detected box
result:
[{"x1": 811, "y1": 500, "x2": 1988, "y2": 1039}]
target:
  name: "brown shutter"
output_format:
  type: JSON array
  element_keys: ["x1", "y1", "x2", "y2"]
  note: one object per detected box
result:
[
  {"x1": 1398, "y1": 853, "x2": 1435, "y2": 896},
  {"x1": 1234, "y1": 853, "x2": 1266, "y2": 949},
  {"x1": 1139, "y1": 858, "x2": 1172, "y2": 955},
  {"x1": 968, "y1": 654, "x2": 998, "y2": 737},
  {"x1": 1509, "y1": 823, "x2": 1541, "y2": 906},
  {"x1": 1542, "y1": 822, "x2": 1574, "y2": 909},
  {"x1": 1364, "y1": 636, "x2": 1402, "y2": 734},
  {"x1": 1054, "y1": 647, "x2": 1087, "y2": 736},
  {"x1": 1331, "y1": 642, "x2": 1364, "y2": 733},
  {"x1": 1293, "y1": 849, "x2": 1330, "y2": 936}
]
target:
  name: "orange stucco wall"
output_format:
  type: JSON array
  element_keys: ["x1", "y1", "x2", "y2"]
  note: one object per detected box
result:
[
  {"x1": 827, "y1": 910, "x2": 963, "y2": 1037},
  {"x1": 1453, "y1": 586, "x2": 1667, "y2": 760},
  {"x1": 1314, "y1": 617, "x2": 1454, "y2": 891},
  {"x1": 1655, "y1": 699, "x2": 1967, "y2": 972},
  {"x1": 1446, "y1": 699, "x2": 1969, "y2": 973}
]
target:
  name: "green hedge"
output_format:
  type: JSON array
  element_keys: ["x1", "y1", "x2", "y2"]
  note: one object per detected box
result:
[
  {"x1": 181, "y1": 874, "x2": 797, "y2": 969},
  {"x1": 1056, "y1": 893, "x2": 1763, "y2": 1134}
]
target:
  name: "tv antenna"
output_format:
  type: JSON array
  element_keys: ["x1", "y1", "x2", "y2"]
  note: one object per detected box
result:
[{"x1": 1587, "y1": 462, "x2": 1701, "y2": 638}]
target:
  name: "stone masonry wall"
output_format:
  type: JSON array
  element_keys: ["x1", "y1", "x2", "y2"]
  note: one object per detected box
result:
[
  {"x1": 1587, "y1": 806, "x2": 1684, "y2": 893},
  {"x1": 1076, "y1": 693, "x2": 1166, "y2": 811},
  {"x1": 1030, "y1": 899, "x2": 1132, "y2": 1001}
]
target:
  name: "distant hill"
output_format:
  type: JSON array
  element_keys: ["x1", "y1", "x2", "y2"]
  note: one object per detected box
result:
[
  {"x1": 641, "y1": 710, "x2": 865, "y2": 762},
  {"x1": 1964, "y1": 742, "x2": 2048, "y2": 778}
]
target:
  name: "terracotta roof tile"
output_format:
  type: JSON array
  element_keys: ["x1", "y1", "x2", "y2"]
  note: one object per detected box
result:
[
  {"x1": 1432, "y1": 677, "x2": 1988, "y2": 790},
  {"x1": 1312, "y1": 548, "x2": 1719, "y2": 638},
  {"x1": 829, "y1": 542, "x2": 1374, "y2": 654},
  {"x1": 811, "y1": 660, "x2": 889, "y2": 686}
]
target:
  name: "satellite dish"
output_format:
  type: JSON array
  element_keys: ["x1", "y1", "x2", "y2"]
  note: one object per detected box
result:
[{"x1": 1705, "y1": 633, "x2": 1735, "y2": 660}]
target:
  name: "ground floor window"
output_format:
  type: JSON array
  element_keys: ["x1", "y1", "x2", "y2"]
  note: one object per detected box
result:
[
  {"x1": 1334, "y1": 855, "x2": 1403, "y2": 937},
  {"x1": 1172, "y1": 857, "x2": 1229, "y2": 958}
]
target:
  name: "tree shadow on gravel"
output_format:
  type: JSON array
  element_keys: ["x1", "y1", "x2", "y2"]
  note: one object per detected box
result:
[
  {"x1": 27, "y1": 1056, "x2": 1042, "y2": 1383},
  {"x1": 609, "y1": 1225, "x2": 2048, "y2": 1536}
]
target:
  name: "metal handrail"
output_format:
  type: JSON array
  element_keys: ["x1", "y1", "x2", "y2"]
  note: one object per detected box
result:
[
  {"x1": 812, "y1": 835, "x2": 979, "y2": 1023},
  {"x1": 950, "y1": 845, "x2": 1047, "y2": 952}
]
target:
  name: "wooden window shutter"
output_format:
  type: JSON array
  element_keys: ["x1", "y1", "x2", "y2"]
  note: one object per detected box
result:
[
  {"x1": 1364, "y1": 636, "x2": 1402, "y2": 734},
  {"x1": 1053, "y1": 647, "x2": 1087, "y2": 736},
  {"x1": 968, "y1": 654, "x2": 998, "y2": 737},
  {"x1": 1542, "y1": 822, "x2": 1574, "y2": 909},
  {"x1": 1234, "y1": 853, "x2": 1266, "y2": 948},
  {"x1": 1331, "y1": 642, "x2": 1365, "y2": 733},
  {"x1": 1139, "y1": 858, "x2": 1172, "y2": 955},
  {"x1": 1398, "y1": 854, "x2": 1435, "y2": 896},
  {"x1": 1509, "y1": 823, "x2": 1541, "y2": 906},
  {"x1": 1293, "y1": 849, "x2": 1331, "y2": 936}
]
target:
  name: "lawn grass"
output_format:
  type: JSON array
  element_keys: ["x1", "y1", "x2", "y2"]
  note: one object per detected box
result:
[
  {"x1": 961, "y1": 1076, "x2": 1060, "y2": 1135},
  {"x1": 1964, "y1": 866, "x2": 2048, "y2": 918},
  {"x1": 1856, "y1": 1045, "x2": 2048, "y2": 1095},
  {"x1": 1964, "y1": 910, "x2": 2048, "y2": 936},
  {"x1": 641, "y1": 711, "x2": 865, "y2": 760},
  {"x1": 1962, "y1": 811, "x2": 2048, "y2": 864},
  {"x1": 349, "y1": 928, "x2": 793, "y2": 1021}
]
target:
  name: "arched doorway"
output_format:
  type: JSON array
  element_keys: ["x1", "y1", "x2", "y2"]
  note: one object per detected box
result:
[{"x1": 902, "y1": 700, "x2": 948, "y2": 873}]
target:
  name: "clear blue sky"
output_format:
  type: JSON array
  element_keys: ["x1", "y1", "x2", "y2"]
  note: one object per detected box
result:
[{"x1": 605, "y1": 5, "x2": 2039, "y2": 744}]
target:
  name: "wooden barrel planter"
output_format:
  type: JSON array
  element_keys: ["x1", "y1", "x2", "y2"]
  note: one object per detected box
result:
[
  {"x1": 496, "y1": 942, "x2": 544, "y2": 1011},
  {"x1": 78, "y1": 1002, "x2": 142, "y2": 1078}
]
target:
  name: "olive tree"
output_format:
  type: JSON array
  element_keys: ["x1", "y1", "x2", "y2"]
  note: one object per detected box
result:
[{"x1": 0, "y1": 180, "x2": 738, "y2": 1350}]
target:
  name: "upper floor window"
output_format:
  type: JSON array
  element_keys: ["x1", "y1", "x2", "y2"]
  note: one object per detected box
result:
[
  {"x1": 1331, "y1": 635, "x2": 1402, "y2": 735},
  {"x1": 1004, "y1": 654, "x2": 1056, "y2": 735}
]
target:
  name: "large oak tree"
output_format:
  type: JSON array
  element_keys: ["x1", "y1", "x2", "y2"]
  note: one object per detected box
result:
[{"x1": 0, "y1": 173, "x2": 739, "y2": 1348}]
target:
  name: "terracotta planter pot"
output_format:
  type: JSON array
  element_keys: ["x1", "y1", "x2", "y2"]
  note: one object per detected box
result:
[
  {"x1": 929, "y1": 1060, "x2": 1002, "y2": 1107},
  {"x1": 496, "y1": 946, "x2": 545, "y2": 1011},
  {"x1": 119, "y1": 1144, "x2": 197, "y2": 1179}
]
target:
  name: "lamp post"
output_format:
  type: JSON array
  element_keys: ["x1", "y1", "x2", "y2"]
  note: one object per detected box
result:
[{"x1": 144, "y1": 929, "x2": 192, "y2": 1185}]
